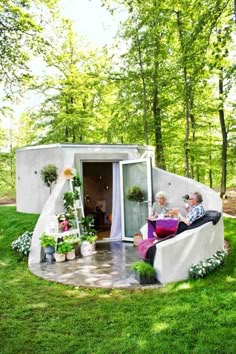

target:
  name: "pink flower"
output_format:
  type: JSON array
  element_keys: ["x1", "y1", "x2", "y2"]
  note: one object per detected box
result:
[{"x1": 61, "y1": 220, "x2": 69, "y2": 231}]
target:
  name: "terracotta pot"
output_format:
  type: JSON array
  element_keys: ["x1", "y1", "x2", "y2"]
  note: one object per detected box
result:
[{"x1": 133, "y1": 233, "x2": 143, "y2": 247}]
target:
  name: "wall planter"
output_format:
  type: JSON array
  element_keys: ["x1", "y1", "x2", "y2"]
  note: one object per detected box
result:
[{"x1": 40, "y1": 164, "x2": 58, "y2": 194}]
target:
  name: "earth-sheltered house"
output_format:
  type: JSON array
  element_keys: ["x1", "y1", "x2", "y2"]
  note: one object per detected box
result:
[{"x1": 16, "y1": 143, "x2": 224, "y2": 284}]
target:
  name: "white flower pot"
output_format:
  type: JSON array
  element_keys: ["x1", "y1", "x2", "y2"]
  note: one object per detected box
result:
[
  {"x1": 54, "y1": 252, "x2": 66, "y2": 262},
  {"x1": 66, "y1": 249, "x2": 76, "y2": 261},
  {"x1": 81, "y1": 241, "x2": 93, "y2": 257}
]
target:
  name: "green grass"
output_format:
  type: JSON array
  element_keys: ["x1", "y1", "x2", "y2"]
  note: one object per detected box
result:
[{"x1": 0, "y1": 206, "x2": 235, "y2": 354}]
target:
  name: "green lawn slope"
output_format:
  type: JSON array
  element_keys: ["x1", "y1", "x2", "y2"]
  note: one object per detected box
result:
[{"x1": 0, "y1": 206, "x2": 235, "y2": 354}]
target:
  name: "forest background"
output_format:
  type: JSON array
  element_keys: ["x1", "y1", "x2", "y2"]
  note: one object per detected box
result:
[{"x1": 0, "y1": 0, "x2": 235, "y2": 202}]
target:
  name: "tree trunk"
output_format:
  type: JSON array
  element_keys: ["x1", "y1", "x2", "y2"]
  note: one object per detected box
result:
[
  {"x1": 190, "y1": 110, "x2": 196, "y2": 179},
  {"x1": 219, "y1": 68, "x2": 227, "y2": 198},
  {"x1": 152, "y1": 61, "x2": 165, "y2": 169},
  {"x1": 136, "y1": 34, "x2": 149, "y2": 145},
  {"x1": 176, "y1": 12, "x2": 191, "y2": 177}
]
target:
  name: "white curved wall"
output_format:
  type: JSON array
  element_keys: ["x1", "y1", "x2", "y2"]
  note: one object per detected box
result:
[
  {"x1": 152, "y1": 167, "x2": 222, "y2": 212},
  {"x1": 151, "y1": 167, "x2": 224, "y2": 284},
  {"x1": 154, "y1": 218, "x2": 224, "y2": 283}
]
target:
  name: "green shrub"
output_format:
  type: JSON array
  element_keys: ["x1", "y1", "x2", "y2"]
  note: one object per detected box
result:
[{"x1": 131, "y1": 261, "x2": 156, "y2": 277}]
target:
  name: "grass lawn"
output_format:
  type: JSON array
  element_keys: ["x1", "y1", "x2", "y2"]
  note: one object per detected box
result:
[{"x1": 0, "y1": 206, "x2": 235, "y2": 354}]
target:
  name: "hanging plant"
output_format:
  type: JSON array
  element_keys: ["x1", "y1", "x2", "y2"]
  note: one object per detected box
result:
[
  {"x1": 126, "y1": 185, "x2": 145, "y2": 202},
  {"x1": 40, "y1": 164, "x2": 58, "y2": 193}
]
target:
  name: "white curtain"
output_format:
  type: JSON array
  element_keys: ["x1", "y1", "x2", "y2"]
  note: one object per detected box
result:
[{"x1": 110, "y1": 162, "x2": 122, "y2": 240}]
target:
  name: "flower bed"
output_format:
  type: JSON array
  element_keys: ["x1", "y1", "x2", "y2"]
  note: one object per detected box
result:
[
  {"x1": 189, "y1": 250, "x2": 227, "y2": 279},
  {"x1": 11, "y1": 231, "x2": 33, "y2": 256}
]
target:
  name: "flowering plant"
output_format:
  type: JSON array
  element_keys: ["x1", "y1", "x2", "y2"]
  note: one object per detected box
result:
[
  {"x1": 57, "y1": 212, "x2": 74, "y2": 230},
  {"x1": 11, "y1": 231, "x2": 33, "y2": 256},
  {"x1": 189, "y1": 250, "x2": 227, "y2": 279}
]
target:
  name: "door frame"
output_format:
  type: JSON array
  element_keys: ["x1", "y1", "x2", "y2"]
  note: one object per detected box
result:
[{"x1": 119, "y1": 158, "x2": 153, "y2": 241}]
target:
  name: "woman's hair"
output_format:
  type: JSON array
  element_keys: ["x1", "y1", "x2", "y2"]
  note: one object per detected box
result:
[{"x1": 155, "y1": 191, "x2": 167, "y2": 200}]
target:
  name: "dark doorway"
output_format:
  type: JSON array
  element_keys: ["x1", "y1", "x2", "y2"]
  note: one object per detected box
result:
[{"x1": 83, "y1": 162, "x2": 112, "y2": 239}]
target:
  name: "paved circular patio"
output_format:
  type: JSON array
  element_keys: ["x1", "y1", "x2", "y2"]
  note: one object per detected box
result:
[{"x1": 29, "y1": 241, "x2": 162, "y2": 289}]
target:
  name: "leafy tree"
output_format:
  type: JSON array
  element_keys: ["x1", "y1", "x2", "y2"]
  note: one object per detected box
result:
[
  {"x1": 0, "y1": 0, "x2": 59, "y2": 91},
  {"x1": 31, "y1": 20, "x2": 113, "y2": 144},
  {"x1": 103, "y1": 0, "x2": 235, "y2": 191}
]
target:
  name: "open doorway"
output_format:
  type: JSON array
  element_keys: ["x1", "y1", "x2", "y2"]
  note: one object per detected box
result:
[{"x1": 82, "y1": 162, "x2": 112, "y2": 240}]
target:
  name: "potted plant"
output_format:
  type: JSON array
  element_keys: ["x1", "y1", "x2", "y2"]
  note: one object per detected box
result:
[
  {"x1": 64, "y1": 234, "x2": 80, "y2": 258},
  {"x1": 54, "y1": 242, "x2": 74, "y2": 262},
  {"x1": 131, "y1": 261, "x2": 156, "y2": 284},
  {"x1": 126, "y1": 185, "x2": 145, "y2": 202},
  {"x1": 40, "y1": 164, "x2": 58, "y2": 194},
  {"x1": 80, "y1": 233, "x2": 97, "y2": 255},
  {"x1": 39, "y1": 233, "x2": 56, "y2": 263},
  {"x1": 57, "y1": 211, "x2": 74, "y2": 231},
  {"x1": 72, "y1": 173, "x2": 82, "y2": 189},
  {"x1": 63, "y1": 191, "x2": 75, "y2": 210},
  {"x1": 126, "y1": 185, "x2": 145, "y2": 234},
  {"x1": 80, "y1": 216, "x2": 95, "y2": 234}
]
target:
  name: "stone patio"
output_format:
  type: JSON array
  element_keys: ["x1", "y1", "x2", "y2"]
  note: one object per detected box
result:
[{"x1": 29, "y1": 241, "x2": 162, "y2": 289}]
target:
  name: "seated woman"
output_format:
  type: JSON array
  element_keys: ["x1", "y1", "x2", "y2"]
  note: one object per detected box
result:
[
  {"x1": 150, "y1": 191, "x2": 172, "y2": 218},
  {"x1": 138, "y1": 191, "x2": 177, "y2": 264},
  {"x1": 140, "y1": 191, "x2": 172, "y2": 239}
]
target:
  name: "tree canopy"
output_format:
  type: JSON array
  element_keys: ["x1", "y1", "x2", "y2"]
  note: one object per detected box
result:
[{"x1": 0, "y1": 0, "x2": 235, "y2": 198}]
